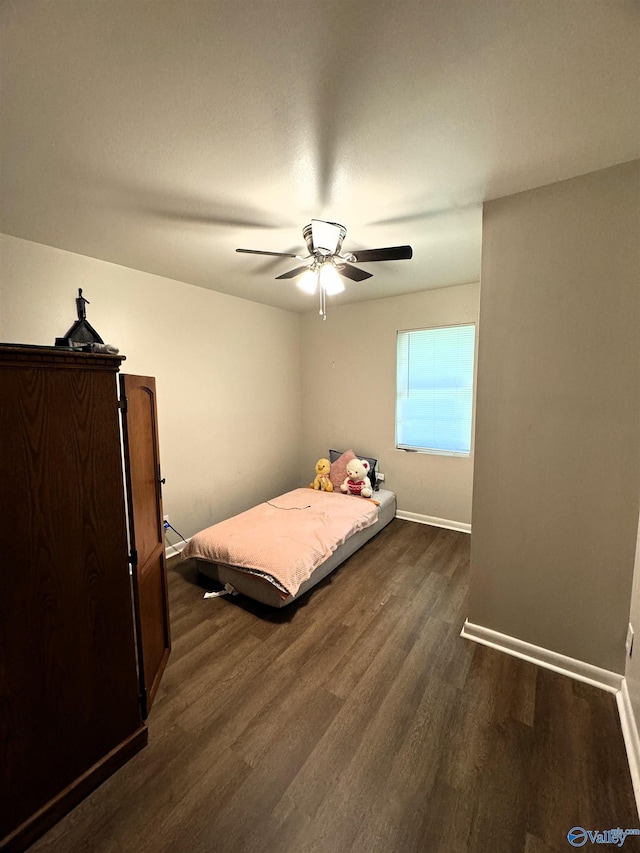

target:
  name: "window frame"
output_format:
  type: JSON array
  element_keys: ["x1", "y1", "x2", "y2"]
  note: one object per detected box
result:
[{"x1": 395, "y1": 322, "x2": 477, "y2": 457}]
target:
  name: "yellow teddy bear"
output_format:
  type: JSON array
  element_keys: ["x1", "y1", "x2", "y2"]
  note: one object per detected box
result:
[{"x1": 310, "y1": 458, "x2": 334, "y2": 491}]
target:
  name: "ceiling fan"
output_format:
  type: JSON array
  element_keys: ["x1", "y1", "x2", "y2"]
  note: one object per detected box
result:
[{"x1": 236, "y1": 219, "x2": 413, "y2": 316}]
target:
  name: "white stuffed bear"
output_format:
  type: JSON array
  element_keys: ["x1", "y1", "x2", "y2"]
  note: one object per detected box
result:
[{"x1": 340, "y1": 458, "x2": 372, "y2": 498}]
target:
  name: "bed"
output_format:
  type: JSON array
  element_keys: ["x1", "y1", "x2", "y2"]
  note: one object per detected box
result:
[{"x1": 183, "y1": 486, "x2": 397, "y2": 608}]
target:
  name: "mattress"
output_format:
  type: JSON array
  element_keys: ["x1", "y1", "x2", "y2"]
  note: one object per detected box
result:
[{"x1": 194, "y1": 488, "x2": 397, "y2": 607}]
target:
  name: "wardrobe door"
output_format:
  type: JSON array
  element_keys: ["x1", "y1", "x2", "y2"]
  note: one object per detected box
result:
[
  {"x1": 120, "y1": 374, "x2": 171, "y2": 718},
  {"x1": 0, "y1": 347, "x2": 146, "y2": 853}
]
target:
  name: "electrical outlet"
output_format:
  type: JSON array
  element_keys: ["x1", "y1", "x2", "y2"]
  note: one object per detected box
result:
[
  {"x1": 163, "y1": 514, "x2": 170, "y2": 530},
  {"x1": 627, "y1": 623, "x2": 634, "y2": 657},
  {"x1": 377, "y1": 472, "x2": 385, "y2": 482}
]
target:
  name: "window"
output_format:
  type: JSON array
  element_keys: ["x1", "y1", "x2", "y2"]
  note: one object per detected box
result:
[{"x1": 396, "y1": 324, "x2": 476, "y2": 455}]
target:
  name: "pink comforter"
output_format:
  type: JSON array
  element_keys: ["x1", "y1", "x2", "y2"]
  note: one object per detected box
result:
[{"x1": 183, "y1": 488, "x2": 379, "y2": 596}]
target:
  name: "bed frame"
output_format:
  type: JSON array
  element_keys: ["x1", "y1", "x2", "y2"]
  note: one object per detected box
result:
[{"x1": 195, "y1": 488, "x2": 397, "y2": 607}]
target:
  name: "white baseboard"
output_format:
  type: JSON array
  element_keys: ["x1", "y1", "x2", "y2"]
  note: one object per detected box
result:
[
  {"x1": 460, "y1": 620, "x2": 622, "y2": 693},
  {"x1": 165, "y1": 539, "x2": 189, "y2": 560},
  {"x1": 395, "y1": 510, "x2": 471, "y2": 534},
  {"x1": 617, "y1": 680, "x2": 640, "y2": 815}
]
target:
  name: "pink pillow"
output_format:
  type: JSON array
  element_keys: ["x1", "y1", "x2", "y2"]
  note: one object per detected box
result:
[{"x1": 329, "y1": 449, "x2": 356, "y2": 491}]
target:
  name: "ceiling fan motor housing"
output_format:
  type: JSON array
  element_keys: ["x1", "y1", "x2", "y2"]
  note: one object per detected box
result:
[{"x1": 303, "y1": 221, "x2": 346, "y2": 256}]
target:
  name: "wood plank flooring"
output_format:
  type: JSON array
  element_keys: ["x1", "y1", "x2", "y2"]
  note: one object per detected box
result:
[{"x1": 27, "y1": 520, "x2": 639, "y2": 853}]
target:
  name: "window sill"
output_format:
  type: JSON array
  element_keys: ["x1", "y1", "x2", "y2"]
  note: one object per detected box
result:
[{"x1": 395, "y1": 446, "x2": 471, "y2": 458}]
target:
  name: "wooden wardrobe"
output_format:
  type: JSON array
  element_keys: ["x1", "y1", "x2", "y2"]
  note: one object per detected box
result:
[{"x1": 0, "y1": 345, "x2": 171, "y2": 853}]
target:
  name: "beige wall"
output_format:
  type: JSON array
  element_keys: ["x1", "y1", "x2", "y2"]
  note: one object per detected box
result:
[
  {"x1": 0, "y1": 234, "x2": 302, "y2": 540},
  {"x1": 299, "y1": 283, "x2": 480, "y2": 526},
  {"x1": 0, "y1": 234, "x2": 478, "y2": 537},
  {"x1": 469, "y1": 160, "x2": 640, "y2": 674}
]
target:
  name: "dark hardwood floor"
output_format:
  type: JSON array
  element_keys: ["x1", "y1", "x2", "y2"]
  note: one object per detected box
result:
[{"x1": 28, "y1": 520, "x2": 639, "y2": 853}]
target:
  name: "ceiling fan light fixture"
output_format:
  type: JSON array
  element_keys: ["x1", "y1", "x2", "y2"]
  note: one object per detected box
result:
[
  {"x1": 297, "y1": 267, "x2": 318, "y2": 295},
  {"x1": 319, "y1": 263, "x2": 345, "y2": 295}
]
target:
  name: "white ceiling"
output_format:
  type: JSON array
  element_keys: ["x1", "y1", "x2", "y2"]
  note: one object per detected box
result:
[{"x1": 1, "y1": 0, "x2": 638, "y2": 313}]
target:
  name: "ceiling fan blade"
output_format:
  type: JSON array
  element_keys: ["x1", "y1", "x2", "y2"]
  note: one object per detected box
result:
[
  {"x1": 351, "y1": 245, "x2": 413, "y2": 263},
  {"x1": 236, "y1": 248, "x2": 303, "y2": 258},
  {"x1": 275, "y1": 265, "x2": 311, "y2": 280},
  {"x1": 338, "y1": 263, "x2": 373, "y2": 282}
]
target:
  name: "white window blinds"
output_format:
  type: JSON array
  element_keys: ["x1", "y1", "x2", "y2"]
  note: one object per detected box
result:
[{"x1": 396, "y1": 324, "x2": 476, "y2": 454}]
